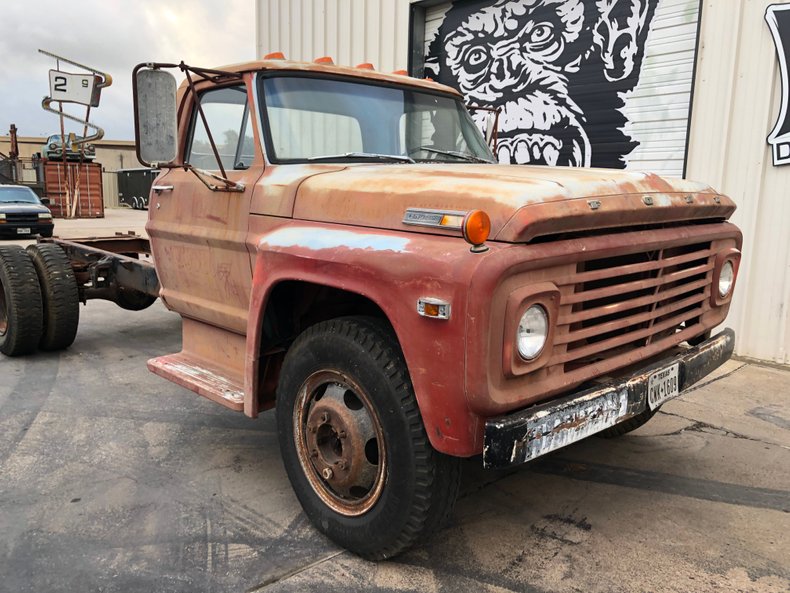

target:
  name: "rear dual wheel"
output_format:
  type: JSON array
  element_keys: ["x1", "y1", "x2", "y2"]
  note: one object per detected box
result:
[
  {"x1": 26, "y1": 244, "x2": 80, "y2": 351},
  {"x1": 0, "y1": 244, "x2": 79, "y2": 356},
  {"x1": 0, "y1": 246, "x2": 44, "y2": 356},
  {"x1": 276, "y1": 317, "x2": 461, "y2": 560}
]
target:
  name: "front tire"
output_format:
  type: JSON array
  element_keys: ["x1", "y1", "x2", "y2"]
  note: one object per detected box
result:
[{"x1": 276, "y1": 317, "x2": 461, "y2": 560}]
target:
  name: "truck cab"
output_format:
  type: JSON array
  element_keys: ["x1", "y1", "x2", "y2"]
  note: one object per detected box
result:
[{"x1": 130, "y1": 57, "x2": 742, "y2": 559}]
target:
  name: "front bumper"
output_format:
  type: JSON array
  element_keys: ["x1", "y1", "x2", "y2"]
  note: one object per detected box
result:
[
  {"x1": 0, "y1": 222, "x2": 53, "y2": 236},
  {"x1": 483, "y1": 329, "x2": 735, "y2": 469}
]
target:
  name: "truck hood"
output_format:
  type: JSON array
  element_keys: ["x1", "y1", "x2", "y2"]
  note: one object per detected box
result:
[{"x1": 292, "y1": 163, "x2": 736, "y2": 243}]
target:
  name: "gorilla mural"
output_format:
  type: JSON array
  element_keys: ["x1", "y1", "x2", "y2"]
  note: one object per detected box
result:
[{"x1": 425, "y1": 0, "x2": 659, "y2": 168}]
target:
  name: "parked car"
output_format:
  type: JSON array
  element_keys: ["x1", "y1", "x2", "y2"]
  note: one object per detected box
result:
[
  {"x1": 0, "y1": 185, "x2": 54, "y2": 238},
  {"x1": 42, "y1": 134, "x2": 96, "y2": 161}
]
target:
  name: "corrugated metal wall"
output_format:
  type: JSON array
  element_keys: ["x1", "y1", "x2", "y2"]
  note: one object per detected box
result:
[
  {"x1": 256, "y1": 0, "x2": 412, "y2": 71},
  {"x1": 686, "y1": 0, "x2": 790, "y2": 365}
]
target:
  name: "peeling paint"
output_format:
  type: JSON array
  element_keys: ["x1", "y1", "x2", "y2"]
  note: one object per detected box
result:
[{"x1": 260, "y1": 226, "x2": 410, "y2": 253}]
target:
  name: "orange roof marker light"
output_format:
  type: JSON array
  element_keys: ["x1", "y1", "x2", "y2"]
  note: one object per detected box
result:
[
  {"x1": 314, "y1": 56, "x2": 334, "y2": 64},
  {"x1": 392, "y1": 69, "x2": 408, "y2": 75},
  {"x1": 356, "y1": 62, "x2": 375, "y2": 70},
  {"x1": 263, "y1": 52, "x2": 285, "y2": 60}
]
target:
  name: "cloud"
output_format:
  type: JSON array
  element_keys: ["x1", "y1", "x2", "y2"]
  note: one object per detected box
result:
[{"x1": 0, "y1": 0, "x2": 255, "y2": 140}]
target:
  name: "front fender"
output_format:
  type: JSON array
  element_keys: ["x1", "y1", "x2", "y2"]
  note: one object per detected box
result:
[{"x1": 244, "y1": 223, "x2": 490, "y2": 456}]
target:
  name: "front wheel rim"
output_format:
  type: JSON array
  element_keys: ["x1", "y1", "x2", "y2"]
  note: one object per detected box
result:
[{"x1": 293, "y1": 369, "x2": 387, "y2": 516}]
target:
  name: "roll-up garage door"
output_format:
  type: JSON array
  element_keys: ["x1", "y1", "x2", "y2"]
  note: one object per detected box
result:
[{"x1": 412, "y1": 0, "x2": 701, "y2": 177}]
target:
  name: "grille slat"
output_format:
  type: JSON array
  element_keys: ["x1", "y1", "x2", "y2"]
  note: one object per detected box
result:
[
  {"x1": 554, "y1": 290, "x2": 710, "y2": 346},
  {"x1": 554, "y1": 248, "x2": 715, "y2": 286},
  {"x1": 551, "y1": 305, "x2": 711, "y2": 365},
  {"x1": 550, "y1": 241, "x2": 713, "y2": 373},
  {"x1": 562, "y1": 261, "x2": 714, "y2": 305},
  {"x1": 558, "y1": 277, "x2": 711, "y2": 325}
]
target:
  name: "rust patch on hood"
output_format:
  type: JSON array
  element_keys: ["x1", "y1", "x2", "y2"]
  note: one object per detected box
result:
[{"x1": 292, "y1": 163, "x2": 734, "y2": 242}]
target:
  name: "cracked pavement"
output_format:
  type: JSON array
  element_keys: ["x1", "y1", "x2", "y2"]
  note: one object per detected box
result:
[{"x1": 0, "y1": 213, "x2": 788, "y2": 593}]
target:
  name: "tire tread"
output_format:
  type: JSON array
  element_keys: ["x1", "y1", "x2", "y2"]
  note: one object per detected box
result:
[
  {"x1": 0, "y1": 246, "x2": 44, "y2": 356},
  {"x1": 26, "y1": 244, "x2": 79, "y2": 351}
]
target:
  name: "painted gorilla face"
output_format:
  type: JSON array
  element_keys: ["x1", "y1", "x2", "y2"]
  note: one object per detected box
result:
[{"x1": 430, "y1": 0, "x2": 657, "y2": 168}]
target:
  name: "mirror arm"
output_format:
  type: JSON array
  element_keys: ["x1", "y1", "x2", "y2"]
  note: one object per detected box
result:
[
  {"x1": 186, "y1": 165, "x2": 245, "y2": 193},
  {"x1": 467, "y1": 103, "x2": 501, "y2": 153},
  {"x1": 181, "y1": 62, "x2": 228, "y2": 179}
]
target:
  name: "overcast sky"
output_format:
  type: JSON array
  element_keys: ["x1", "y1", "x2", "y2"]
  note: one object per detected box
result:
[{"x1": 0, "y1": 0, "x2": 255, "y2": 140}]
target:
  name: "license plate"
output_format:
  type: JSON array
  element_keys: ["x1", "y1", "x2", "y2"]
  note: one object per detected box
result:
[
  {"x1": 16, "y1": 228, "x2": 30, "y2": 234},
  {"x1": 647, "y1": 363, "x2": 680, "y2": 410}
]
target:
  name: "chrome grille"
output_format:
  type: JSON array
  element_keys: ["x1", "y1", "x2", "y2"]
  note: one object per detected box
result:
[{"x1": 552, "y1": 242, "x2": 714, "y2": 372}]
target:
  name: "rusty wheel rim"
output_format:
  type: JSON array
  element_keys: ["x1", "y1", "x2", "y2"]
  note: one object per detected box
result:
[
  {"x1": 294, "y1": 370, "x2": 387, "y2": 516},
  {"x1": 0, "y1": 284, "x2": 7, "y2": 337}
]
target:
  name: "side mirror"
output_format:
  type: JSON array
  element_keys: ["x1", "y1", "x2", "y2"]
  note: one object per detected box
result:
[
  {"x1": 133, "y1": 67, "x2": 178, "y2": 166},
  {"x1": 40, "y1": 197, "x2": 51, "y2": 206}
]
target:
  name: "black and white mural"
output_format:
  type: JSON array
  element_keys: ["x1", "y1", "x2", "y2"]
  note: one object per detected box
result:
[
  {"x1": 421, "y1": 0, "x2": 696, "y2": 172},
  {"x1": 766, "y1": 3, "x2": 790, "y2": 167}
]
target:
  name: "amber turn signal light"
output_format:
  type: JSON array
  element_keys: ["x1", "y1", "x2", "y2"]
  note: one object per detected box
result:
[
  {"x1": 463, "y1": 210, "x2": 491, "y2": 248},
  {"x1": 263, "y1": 52, "x2": 285, "y2": 60},
  {"x1": 314, "y1": 56, "x2": 334, "y2": 64}
]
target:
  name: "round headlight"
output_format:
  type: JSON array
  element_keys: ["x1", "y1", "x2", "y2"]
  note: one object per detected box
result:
[
  {"x1": 718, "y1": 260, "x2": 734, "y2": 297},
  {"x1": 49, "y1": 143, "x2": 57, "y2": 149},
  {"x1": 517, "y1": 304, "x2": 549, "y2": 360}
]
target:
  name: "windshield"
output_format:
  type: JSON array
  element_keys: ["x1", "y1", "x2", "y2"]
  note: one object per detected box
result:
[
  {"x1": 0, "y1": 187, "x2": 41, "y2": 204},
  {"x1": 259, "y1": 76, "x2": 495, "y2": 164}
]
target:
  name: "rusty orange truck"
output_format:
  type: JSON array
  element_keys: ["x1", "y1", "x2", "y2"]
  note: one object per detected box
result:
[{"x1": 0, "y1": 58, "x2": 742, "y2": 559}]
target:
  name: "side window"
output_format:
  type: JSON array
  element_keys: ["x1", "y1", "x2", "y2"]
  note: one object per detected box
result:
[{"x1": 188, "y1": 86, "x2": 255, "y2": 170}]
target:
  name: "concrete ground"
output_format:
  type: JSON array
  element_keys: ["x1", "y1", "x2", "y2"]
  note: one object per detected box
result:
[{"x1": 1, "y1": 210, "x2": 788, "y2": 593}]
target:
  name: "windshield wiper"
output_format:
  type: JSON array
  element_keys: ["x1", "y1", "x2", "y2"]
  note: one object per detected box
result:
[
  {"x1": 413, "y1": 146, "x2": 492, "y2": 163},
  {"x1": 307, "y1": 152, "x2": 414, "y2": 163}
]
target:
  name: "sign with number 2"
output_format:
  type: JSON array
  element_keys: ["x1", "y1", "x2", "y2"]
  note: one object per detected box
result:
[{"x1": 48, "y1": 69, "x2": 100, "y2": 107}]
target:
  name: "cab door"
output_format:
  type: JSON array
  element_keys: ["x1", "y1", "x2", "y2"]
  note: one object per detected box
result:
[{"x1": 147, "y1": 80, "x2": 263, "y2": 334}]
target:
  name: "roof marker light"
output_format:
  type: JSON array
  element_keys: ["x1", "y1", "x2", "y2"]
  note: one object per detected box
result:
[
  {"x1": 356, "y1": 62, "x2": 375, "y2": 70},
  {"x1": 314, "y1": 56, "x2": 334, "y2": 64},
  {"x1": 263, "y1": 52, "x2": 285, "y2": 60}
]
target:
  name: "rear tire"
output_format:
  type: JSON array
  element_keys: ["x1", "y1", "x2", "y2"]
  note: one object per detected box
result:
[
  {"x1": 598, "y1": 406, "x2": 659, "y2": 438},
  {"x1": 0, "y1": 246, "x2": 44, "y2": 356},
  {"x1": 276, "y1": 317, "x2": 461, "y2": 560},
  {"x1": 26, "y1": 244, "x2": 80, "y2": 351}
]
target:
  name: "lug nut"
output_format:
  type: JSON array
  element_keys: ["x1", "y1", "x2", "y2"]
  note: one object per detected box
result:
[
  {"x1": 322, "y1": 467, "x2": 334, "y2": 480},
  {"x1": 320, "y1": 413, "x2": 329, "y2": 423},
  {"x1": 337, "y1": 430, "x2": 347, "y2": 439},
  {"x1": 308, "y1": 424, "x2": 317, "y2": 434},
  {"x1": 336, "y1": 460, "x2": 347, "y2": 470},
  {"x1": 310, "y1": 449, "x2": 318, "y2": 458}
]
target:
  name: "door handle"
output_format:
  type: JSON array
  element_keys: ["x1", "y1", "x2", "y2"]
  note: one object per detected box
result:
[{"x1": 152, "y1": 185, "x2": 174, "y2": 194}]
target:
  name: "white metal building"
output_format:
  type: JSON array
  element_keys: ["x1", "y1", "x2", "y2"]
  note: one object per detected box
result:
[{"x1": 256, "y1": 0, "x2": 790, "y2": 365}]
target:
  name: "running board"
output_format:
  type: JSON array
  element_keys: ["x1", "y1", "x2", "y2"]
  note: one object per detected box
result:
[{"x1": 147, "y1": 352, "x2": 244, "y2": 411}]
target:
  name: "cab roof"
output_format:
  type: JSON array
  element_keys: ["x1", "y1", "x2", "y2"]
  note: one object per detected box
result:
[{"x1": 186, "y1": 58, "x2": 462, "y2": 97}]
